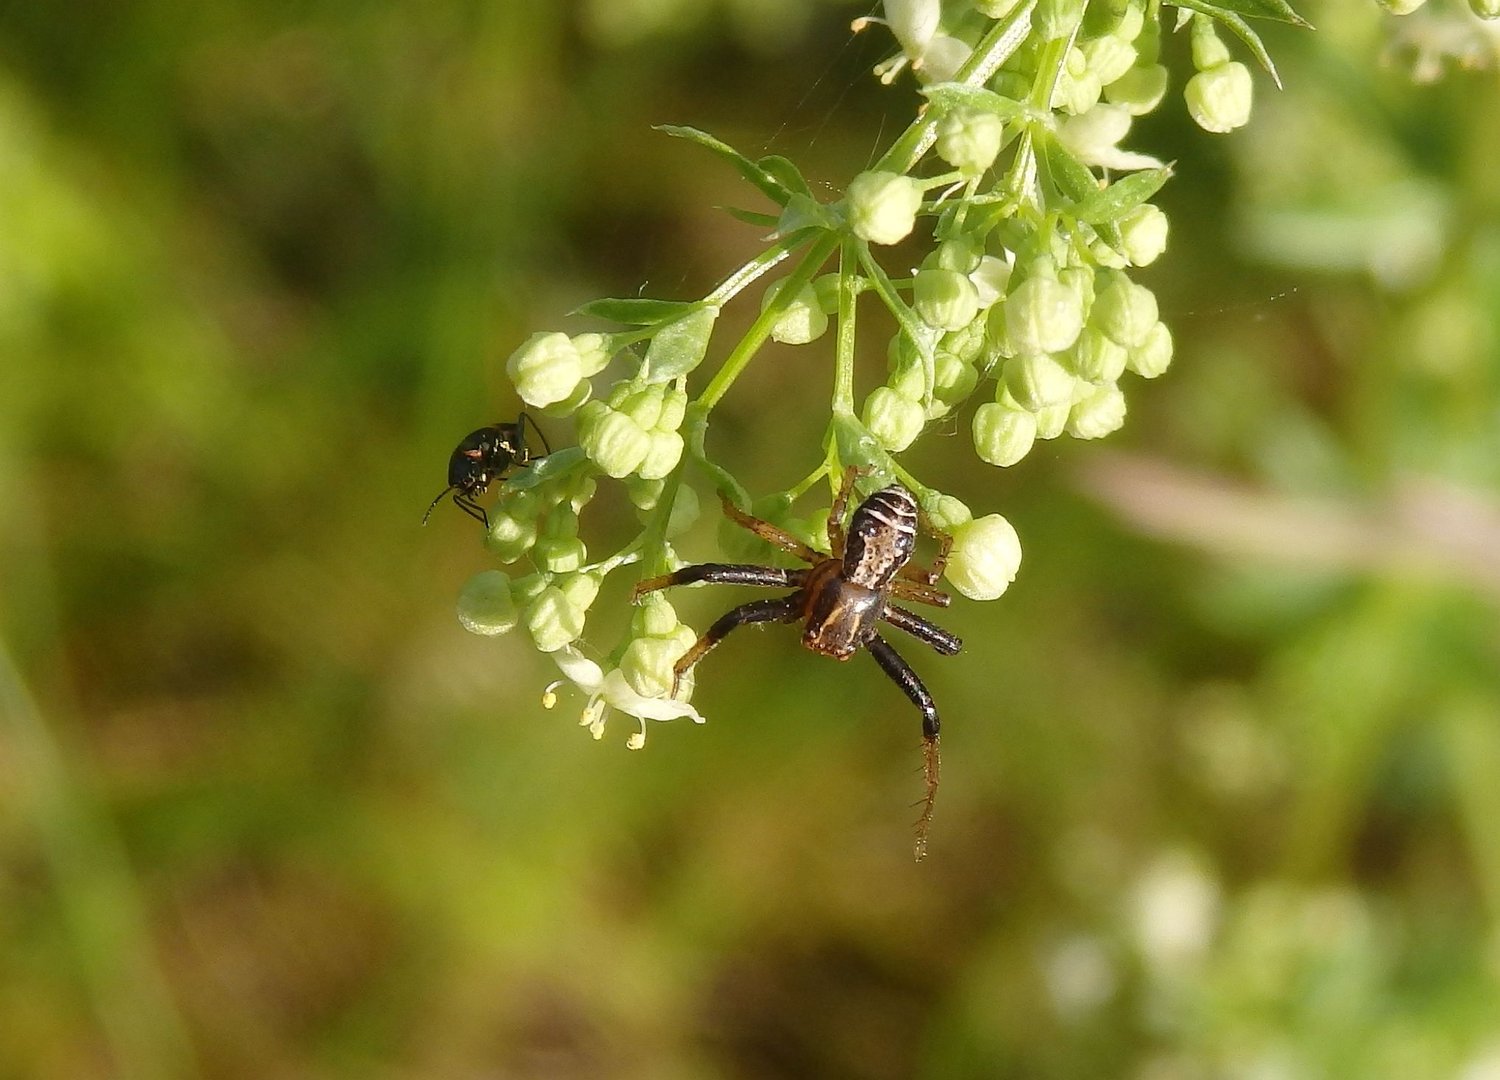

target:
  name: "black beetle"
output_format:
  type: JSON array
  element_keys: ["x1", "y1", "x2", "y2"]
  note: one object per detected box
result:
[{"x1": 422, "y1": 412, "x2": 550, "y2": 529}]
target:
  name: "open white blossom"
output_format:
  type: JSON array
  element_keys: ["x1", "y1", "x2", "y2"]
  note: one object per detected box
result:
[
  {"x1": 1058, "y1": 104, "x2": 1165, "y2": 171},
  {"x1": 544, "y1": 646, "x2": 703, "y2": 750}
]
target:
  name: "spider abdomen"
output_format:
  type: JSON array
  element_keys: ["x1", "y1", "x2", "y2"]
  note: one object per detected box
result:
[{"x1": 842, "y1": 485, "x2": 919, "y2": 589}]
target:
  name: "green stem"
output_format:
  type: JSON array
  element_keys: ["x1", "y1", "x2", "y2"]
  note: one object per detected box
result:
[
  {"x1": 857, "y1": 242, "x2": 936, "y2": 406},
  {"x1": 697, "y1": 230, "x2": 841, "y2": 412},
  {"x1": 703, "y1": 230, "x2": 815, "y2": 308},
  {"x1": 833, "y1": 240, "x2": 859, "y2": 415},
  {"x1": 873, "y1": 0, "x2": 1039, "y2": 175}
]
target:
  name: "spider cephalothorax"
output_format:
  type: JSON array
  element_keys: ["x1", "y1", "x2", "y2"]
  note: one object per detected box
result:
[
  {"x1": 422, "y1": 412, "x2": 551, "y2": 528},
  {"x1": 631, "y1": 467, "x2": 961, "y2": 858}
]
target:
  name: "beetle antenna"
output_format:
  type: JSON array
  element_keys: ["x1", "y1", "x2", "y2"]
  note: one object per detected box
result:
[
  {"x1": 519, "y1": 410, "x2": 552, "y2": 457},
  {"x1": 421, "y1": 486, "x2": 455, "y2": 526}
]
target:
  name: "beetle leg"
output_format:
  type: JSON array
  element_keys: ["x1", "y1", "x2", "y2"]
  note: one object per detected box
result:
[
  {"x1": 866, "y1": 634, "x2": 942, "y2": 861},
  {"x1": 669, "y1": 595, "x2": 802, "y2": 696},
  {"x1": 453, "y1": 492, "x2": 490, "y2": 529}
]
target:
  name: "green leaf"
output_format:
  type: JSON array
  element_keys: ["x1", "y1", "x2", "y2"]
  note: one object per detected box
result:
[
  {"x1": 505, "y1": 447, "x2": 586, "y2": 492},
  {"x1": 1173, "y1": 1, "x2": 1287, "y2": 88},
  {"x1": 720, "y1": 206, "x2": 780, "y2": 228},
  {"x1": 829, "y1": 411, "x2": 894, "y2": 479},
  {"x1": 1071, "y1": 167, "x2": 1173, "y2": 225},
  {"x1": 642, "y1": 306, "x2": 720, "y2": 383},
  {"x1": 572, "y1": 297, "x2": 698, "y2": 326},
  {"x1": 654, "y1": 125, "x2": 794, "y2": 206},
  {"x1": 1168, "y1": 0, "x2": 1309, "y2": 26},
  {"x1": 757, "y1": 155, "x2": 813, "y2": 198},
  {"x1": 1036, "y1": 130, "x2": 1099, "y2": 208},
  {"x1": 921, "y1": 83, "x2": 1028, "y2": 120}
]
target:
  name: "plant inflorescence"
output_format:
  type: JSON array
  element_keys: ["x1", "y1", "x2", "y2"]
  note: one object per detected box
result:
[{"x1": 451, "y1": 0, "x2": 1307, "y2": 750}]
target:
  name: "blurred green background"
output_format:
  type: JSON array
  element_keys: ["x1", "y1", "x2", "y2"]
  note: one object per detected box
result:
[{"x1": 3, "y1": 1, "x2": 1500, "y2": 1077}]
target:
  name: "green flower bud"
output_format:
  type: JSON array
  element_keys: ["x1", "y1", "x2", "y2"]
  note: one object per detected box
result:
[
  {"x1": 1054, "y1": 57, "x2": 1104, "y2": 115},
  {"x1": 620, "y1": 384, "x2": 664, "y2": 430},
  {"x1": 565, "y1": 474, "x2": 598, "y2": 513},
  {"x1": 540, "y1": 379, "x2": 592, "y2": 418},
  {"x1": 1070, "y1": 327, "x2": 1129, "y2": 383},
  {"x1": 556, "y1": 571, "x2": 602, "y2": 614},
  {"x1": 934, "y1": 349, "x2": 979, "y2": 405},
  {"x1": 945, "y1": 514, "x2": 1023, "y2": 601},
  {"x1": 1034, "y1": 403, "x2": 1071, "y2": 439},
  {"x1": 1185, "y1": 62, "x2": 1253, "y2": 134},
  {"x1": 1128, "y1": 320, "x2": 1174, "y2": 378},
  {"x1": 1093, "y1": 272, "x2": 1159, "y2": 348},
  {"x1": 1088, "y1": 238, "x2": 1129, "y2": 270},
  {"x1": 933, "y1": 236, "x2": 983, "y2": 274},
  {"x1": 935, "y1": 107, "x2": 1005, "y2": 176},
  {"x1": 973, "y1": 402, "x2": 1037, "y2": 466},
  {"x1": 1377, "y1": 0, "x2": 1428, "y2": 10},
  {"x1": 484, "y1": 508, "x2": 538, "y2": 563},
  {"x1": 1119, "y1": 203, "x2": 1169, "y2": 267},
  {"x1": 509, "y1": 572, "x2": 550, "y2": 607},
  {"x1": 632, "y1": 594, "x2": 679, "y2": 638},
  {"x1": 1104, "y1": 64, "x2": 1168, "y2": 115},
  {"x1": 969, "y1": 255, "x2": 1012, "y2": 309},
  {"x1": 620, "y1": 633, "x2": 692, "y2": 699},
  {"x1": 1059, "y1": 264, "x2": 1097, "y2": 312},
  {"x1": 886, "y1": 351, "x2": 928, "y2": 402},
  {"x1": 864, "y1": 386, "x2": 926, "y2": 452},
  {"x1": 1067, "y1": 383, "x2": 1127, "y2": 439},
  {"x1": 536, "y1": 535, "x2": 587, "y2": 574},
  {"x1": 626, "y1": 476, "x2": 665, "y2": 511},
  {"x1": 1189, "y1": 17, "x2": 1232, "y2": 71},
  {"x1": 915, "y1": 267, "x2": 981, "y2": 332},
  {"x1": 572, "y1": 332, "x2": 613, "y2": 378},
  {"x1": 525, "y1": 586, "x2": 586, "y2": 652},
  {"x1": 925, "y1": 493, "x2": 973, "y2": 533},
  {"x1": 1469, "y1": 0, "x2": 1498, "y2": 17},
  {"x1": 577, "y1": 401, "x2": 651, "y2": 478},
  {"x1": 637, "y1": 429, "x2": 685, "y2": 480},
  {"x1": 1004, "y1": 353, "x2": 1076, "y2": 411},
  {"x1": 657, "y1": 387, "x2": 688, "y2": 432},
  {"x1": 942, "y1": 318, "x2": 988, "y2": 363},
  {"x1": 763, "y1": 278, "x2": 829, "y2": 345},
  {"x1": 1082, "y1": 35, "x2": 1137, "y2": 86},
  {"x1": 846, "y1": 171, "x2": 924, "y2": 245},
  {"x1": 457, "y1": 569, "x2": 518, "y2": 636},
  {"x1": 506, "y1": 331, "x2": 584, "y2": 409},
  {"x1": 1005, "y1": 276, "x2": 1085, "y2": 355},
  {"x1": 1115, "y1": 4, "x2": 1145, "y2": 41},
  {"x1": 812, "y1": 273, "x2": 842, "y2": 315}
]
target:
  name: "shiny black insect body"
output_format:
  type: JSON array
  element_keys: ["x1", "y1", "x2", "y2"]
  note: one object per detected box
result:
[
  {"x1": 423, "y1": 413, "x2": 550, "y2": 528},
  {"x1": 632, "y1": 468, "x2": 961, "y2": 858}
]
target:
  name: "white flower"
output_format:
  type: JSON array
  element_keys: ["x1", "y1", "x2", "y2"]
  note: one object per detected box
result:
[
  {"x1": 544, "y1": 646, "x2": 703, "y2": 749},
  {"x1": 1057, "y1": 104, "x2": 1165, "y2": 171}
]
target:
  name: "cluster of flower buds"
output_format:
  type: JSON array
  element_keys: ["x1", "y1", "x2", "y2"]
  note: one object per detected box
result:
[{"x1": 576, "y1": 380, "x2": 687, "y2": 480}]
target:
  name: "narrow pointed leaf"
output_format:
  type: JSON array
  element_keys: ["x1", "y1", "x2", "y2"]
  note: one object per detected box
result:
[
  {"x1": 921, "y1": 83, "x2": 1029, "y2": 120},
  {"x1": 1071, "y1": 167, "x2": 1173, "y2": 225},
  {"x1": 1167, "y1": 0, "x2": 1309, "y2": 26},
  {"x1": 572, "y1": 297, "x2": 698, "y2": 326},
  {"x1": 1173, "y1": 1, "x2": 1286, "y2": 87},
  {"x1": 655, "y1": 125, "x2": 793, "y2": 206}
]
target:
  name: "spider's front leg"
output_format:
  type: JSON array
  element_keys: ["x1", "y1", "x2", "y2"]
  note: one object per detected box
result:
[
  {"x1": 865, "y1": 634, "x2": 942, "y2": 861},
  {"x1": 632, "y1": 564, "x2": 804, "y2": 602},
  {"x1": 670, "y1": 595, "x2": 802, "y2": 696}
]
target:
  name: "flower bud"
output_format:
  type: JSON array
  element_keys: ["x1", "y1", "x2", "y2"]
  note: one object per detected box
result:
[
  {"x1": 1185, "y1": 62, "x2": 1253, "y2": 134},
  {"x1": 506, "y1": 331, "x2": 583, "y2": 408},
  {"x1": 914, "y1": 267, "x2": 981, "y2": 332},
  {"x1": 883, "y1": 0, "x2": 941, "y2": 56},
  {"x1": 945, "y1": 514, "x2": 1023, "y2": 600},
  {"x1": 933, "y1": 350, "x2": 979, "y2": 406},
  {"x1": 973, "y1": 402, "x2": 1037, "y2": 466},
  {"x1": 1377, "y1": 0, "x2": 1428, "y2": 10},
  {"x1": 1070, "y1": 327, "x2": 1129, "y2": 383},
  {"x1": 1092, "y1": 272, "x2": 1159, "y2": 348},
  {"x1": 627, "y1": 476, "x2": 665, "y2": 511},
  {"x1": 535, "y1": 535, "x2": 587, "y2": 574},
  {"x1": 619, "y1": 385, "x2": 664, "y2": 430},
  {"x1": 935, "y1": 107, "x2": 1005, "y2": 176},
  {"x1": 484, "y1": 508, "x2": 538, "y2": 563},
  {"x1": 969, "y1": 255, "x2": 1012, "y2": 309},
  {"x1": 525, "y1": 586, "x2": 586, "y2": 652},
  {"x1": 621, "y1": 634, "x2": 691, "y2": 699},
  {"x1": 864, "y1": 386, "x2": 926, "y2": 452},
  {"x1": 1034, "y1": 403, "x2": 1071, "y2": 440},
  {"x1": 572, "y1": 332, "x2": 613, "y2": 378},
  {"x1": 556, "y1": 571, "x2": 602, "y2": 614},
  {"x1": 577, "y1": 401, "x2": 651, "y2": 478},
  {"x1": 846, "y1": 171, "x2": 924, "y2": 245},
  {"x1": 812, "y1": 273, "x2": 842, "y2": 315},
  {"x1": 1119, "y1": 203, "x2": 1169, "y2": 266},
  {"x1": 1128, "y1": 320, "x2": 1174, "y2": 378},
  {"x1": 1054, "y1": 55, "x2": 1104, "y2": 115},
  {"x1": 1036, "y1": 0, "x2": 1085, "y2": 40},
  {"x1": 925, "y1": 493, "x2": 972, "y2": 533},
  {"x1": 1469, "y1": 0, "x2": 1499, "y2": 17},
  {"x1": 1005, "y1": 275, "x2": 1085, "y2": 355},
  {"x1": 942, "y1": 318, "x2": 987, "y2": 363},
  {"x1": 540, "y1": 379, "x2": 592, "y2": 418},
  {"x1": 1082, "y1": 35, "x2": 1137, "y2": 86},
  {"x1": 1115, "y1": 5, "x2": 1145, "y2": 41},
  {"x1": 933, "y1": 237, "x2": 983, "y2": 274},
  {"x1": 457, "y1": 570, "x2": 518, "y2": 635},
  {"x1": 1067, "y1": 383, "x2": 1127, "y2": 439},
  {"x1": 763, "y1": 278, "x2": 829, "y2": 345},
  {"x1": 637, "y1": 429, "x2": 685, "y2": 480},
  {"x1": 1003, "y1": 353, "x2": 1076, "y2": 411},
  {"x1": 1104, "y1": 63, "x2": 1168, "y2": 115},
  {"x1": 657, "y1": 387, "x2": 688, "y2": 432}
]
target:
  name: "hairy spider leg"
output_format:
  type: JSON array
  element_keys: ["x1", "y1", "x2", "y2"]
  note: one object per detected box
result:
[
  {"x1": 866, "y1": 634, "x2": 942, "y2": 861},
  {"x1": 717, "y1": 496, "x2": 825, "y2": 564},
  {"x1": 898, "y1": 526, "x2": 953, "y2": 586},
  {"x1": 825, "y1": 466, "x2": 866, "y2": 558},
  {"x1": 882, "y1": 604, "x2": 963, "y2": 655},
  {"x1": 669, "y1": 594, "x2": 803, "y2": 696},
  {"x1": 631, "y1": 564, "x2": 805, "y2": 604},
  {"x1": 888, "y1": 578, "x2": 952, "y2": 609}
]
